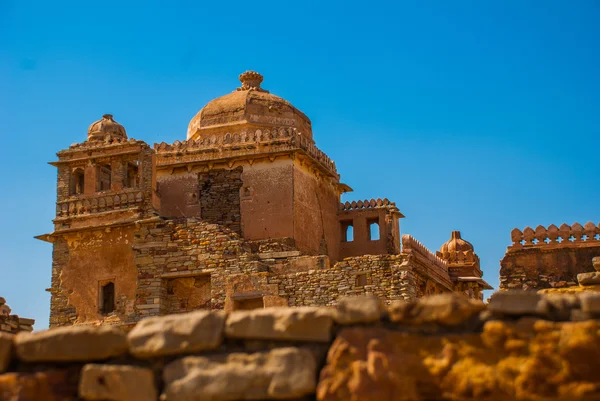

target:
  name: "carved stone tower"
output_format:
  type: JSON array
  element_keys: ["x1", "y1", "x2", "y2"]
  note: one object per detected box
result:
[{"x1": 37, "y1": 115, "x2": 159, "y2": 326}]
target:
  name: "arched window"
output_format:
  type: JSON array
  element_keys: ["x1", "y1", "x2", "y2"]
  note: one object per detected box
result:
[
  {"x1": 70, "y1": 168, "x2": 85, "y2": 195},
  {"x1": 341, "y1": 220, "x2": 354, "y2": 242},
  {"x1": 368, "y1": 218, "x2": 380, "y2": 241},
  {"x1": 100, "y1": 282, "x2": 115, "y2": 314}
]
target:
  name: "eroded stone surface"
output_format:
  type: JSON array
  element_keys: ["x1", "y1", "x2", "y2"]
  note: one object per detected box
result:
[
  {"x1": 163, "y1": 347, "x2": 317, "y2": 401},
  {"x1": 225, "y1": 307, "x2": 333, "y2": 342},
  {"x1": 317, "y1": 320, "x2": 600, "y2": 401},
  {"x1": 0, "y1": 369, "x2": 79, "y2": 401},
  {"x1": 128, "y1": 310, "x2": 225, "y2": 358},
  {"x1": 15, "y1": 325, "x2": 127, "y2": 362},
  {"x1": 79, "y1": 364, "x2": 156, "y2": 401},
  {"x1": 388, "y1": 293, "x2": 485, "y2": 326},
  {"x1": 334, "y1": 295, "x2": 385, "y2": 325}
]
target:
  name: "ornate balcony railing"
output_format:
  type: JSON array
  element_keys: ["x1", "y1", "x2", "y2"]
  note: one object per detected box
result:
[{"x1": 56, "y1": 190, "x2": 144, "y2": 218}]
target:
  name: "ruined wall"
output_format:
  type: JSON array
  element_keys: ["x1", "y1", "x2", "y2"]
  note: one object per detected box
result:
[
  {"x1": 198, "y1": 167, "x2": 243, "y2": 234},
  {"x1": 292, "y1": 162, "x2": 340, "y2": 261},
  {"x1": 49, "y1": 227, "x2": 138, "y2": 327},
  {"x1": 132, "y1": 217, "x2": 272, "y2": 319},
  {"x1": 500, "y1": 222, "x2": 600, "y2": 290},
  {"x1": 2, "y1": 292, "x2": 600, "y2": 401}
]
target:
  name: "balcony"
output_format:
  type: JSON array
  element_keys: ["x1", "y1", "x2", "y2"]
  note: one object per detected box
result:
[{"x1": 56, "y1": 190, "x2": 144, "y2": 218}]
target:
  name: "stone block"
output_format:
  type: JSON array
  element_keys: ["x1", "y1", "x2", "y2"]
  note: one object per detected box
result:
[
  {"x1": 128, "y1": 310, "x2": 225, "y2": 358},
  {"x1": 0, "y1": 333, "x2": 12, "y2": 373},
  {"x1": 578, "y1": 272, "x2": 600, "y2": 286},
  {"x1": 388, "y1": 293, "x2": 485, "y2": 326},
  {"x1": 17, "y1": 317, "x2": 35, "y2": 326},
  {"x1": 334, "y1": 295, "x2": 385, "y2": 325},
  {"x1": 488, "y1": 290, "x2": 544, "y2": 316},
  {"x1": 15, "y1": 325, "x2": 127, "y2": 362},
  {"x1": 163, "y1": 347, "x2": 317, "y2": 401},
  {"x1": 79, "y1": 364, "x2": 157, "y2": 401},
  {"x1": 0, "y1": 369, "x2": 79, "y2": 401},
  {"x1": 225, "y1": 307, "x2": 333, "y2": 342},
  {"x1": 580, "y1": 293, "x2": 600, "y2": 314}
]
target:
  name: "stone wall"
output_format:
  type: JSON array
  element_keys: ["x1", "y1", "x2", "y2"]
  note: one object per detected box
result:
[
  {"x1": 0, "y1": 298, "x2": 34, "y2": 334},
  {"x1": 198, "y1": 167, "x2": 243, "y2": 234},
  {"x1": 500, "y1": 222, "x2": 600, "y2": 290},
  {"x1": 2, "y1": 292, "x2": 600, "y2": 400}
]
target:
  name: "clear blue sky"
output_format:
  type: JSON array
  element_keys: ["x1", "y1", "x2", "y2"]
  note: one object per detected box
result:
[{"x1": 1, "y1": 1, "x2": 598, "y2": 329}]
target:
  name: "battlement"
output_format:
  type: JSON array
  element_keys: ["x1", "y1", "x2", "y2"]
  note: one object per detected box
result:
[
  {"x1": 509, "y1": 222, "x2": 600, "y2": 249},
  {"x1": 339, "y1": 198, "x2": 401, "y2": 213},
  {"x1": 501, "y1": 222, "x2": 600, "y2": 291},
  {"x1": 154, "y1": 127, "x2": 338, "y2": 176},
  {"x1": 402, "y1": 234, "x2": 447, "y2": 268}
]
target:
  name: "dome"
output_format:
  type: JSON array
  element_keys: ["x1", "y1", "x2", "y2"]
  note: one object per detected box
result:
[
  {"x1": 439, "y1": 231, "x2": 475, "y2": 255},
  {"x1": 88, "y1": 114, "x2": 127, "y2": 142},
  {"x1": 187, "y1": 71, "x2": 312, "y2": 140}
]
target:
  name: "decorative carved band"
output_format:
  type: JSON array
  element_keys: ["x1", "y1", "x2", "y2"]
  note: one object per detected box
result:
[
  {"x1": 56, "y1": 190, "x2": 144, "y2": 218},
  {"x1": 154, "y1": 127, "x2": 337, "y2": 175},
  {"x1": 509, "y1": 222, "x2": 600, "y2": 248}
]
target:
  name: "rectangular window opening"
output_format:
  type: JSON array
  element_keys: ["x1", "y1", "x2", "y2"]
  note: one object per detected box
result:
[
  {"x1": 100, "y1": 281, "x2": 115, "y2": 315},
  {"x1": 97, "y1": 164, "x2": 112, "y2": 192},
  {"x1": 356, "y1": 273, "x2": 367, "y2": 287}
]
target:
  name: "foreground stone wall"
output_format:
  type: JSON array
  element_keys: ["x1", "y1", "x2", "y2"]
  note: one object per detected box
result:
[{"x1": 2, "y1": 292, "x2": 600, "y2": 400}]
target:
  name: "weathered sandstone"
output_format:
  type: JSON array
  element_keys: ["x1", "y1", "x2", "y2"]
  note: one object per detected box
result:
[
  {"x1": 163, "y1": 347, "x2": 317, "y2": 401},
  {"x1": 128, "y1": 310, "x2": 225, "y2": 358},
  {"x1": 15, "y1": 325, "x2": 127, "y2": 362}
]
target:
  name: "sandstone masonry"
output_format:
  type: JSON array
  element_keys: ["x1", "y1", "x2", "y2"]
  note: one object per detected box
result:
[
  {"x1": 37, "y1": 71, "x2": 492, "y2": 328},
  {"x1": 1, "y1": 292, "x2": 600, "y2": 401}
]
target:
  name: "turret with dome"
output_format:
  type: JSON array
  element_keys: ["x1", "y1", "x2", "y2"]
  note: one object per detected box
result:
[{"x1": 87, "y1": 114, "x2": 127, "y2": 142}]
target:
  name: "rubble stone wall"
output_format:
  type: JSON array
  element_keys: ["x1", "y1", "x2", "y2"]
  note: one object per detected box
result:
[{"x1": 2, "y1": 292, "x2": 600, "y2": 401}]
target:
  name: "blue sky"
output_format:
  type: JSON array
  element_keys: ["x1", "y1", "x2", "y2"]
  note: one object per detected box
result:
[{"x1": 1, "y1": 1, "x2": 598, "y2": 329}]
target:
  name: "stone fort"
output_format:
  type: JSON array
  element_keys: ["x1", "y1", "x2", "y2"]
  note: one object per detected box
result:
[
  {"x1": 35, "y1": 71, "x2": 492, "y2": 328},
  {"x1": 33, "y1": 71, "x2": 600, "y2": 330}
]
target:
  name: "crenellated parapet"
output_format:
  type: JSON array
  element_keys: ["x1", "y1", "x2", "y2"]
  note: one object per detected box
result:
[
  {"x1": 500, "y1": 221, "x2": 600, "y2": 291},
  {"x1": 401, "y1": 235, "x2": 448, "y2": 271},
  {"x1": 339, "y1": 198, "x2": 400, "y2": 213},
  {"x1": 401, "y1": 235, "x2": 452, "y2": 290},
  {"x1": 509, "y1": 222, "x2": 600, "y2": 249},
  {"x1": 154, "y1": 127, "x2": 338, "y2": 177}
]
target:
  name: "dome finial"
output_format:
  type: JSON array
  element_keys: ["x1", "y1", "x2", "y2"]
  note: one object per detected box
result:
[{"x1": 237, "y1": 71, "x2": 267, "y2": 92}]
